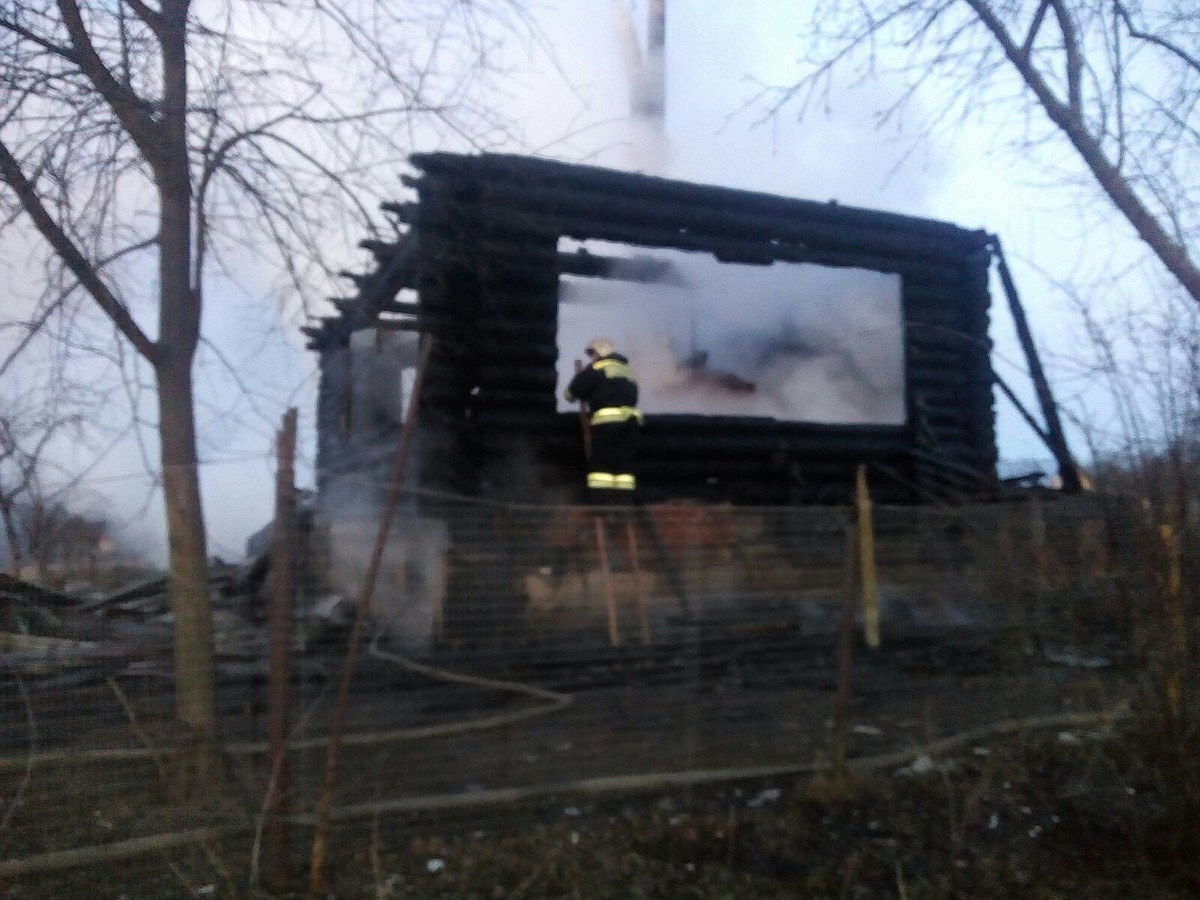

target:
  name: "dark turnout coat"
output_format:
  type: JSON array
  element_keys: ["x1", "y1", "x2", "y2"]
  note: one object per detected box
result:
[
  {"x1": 564, "y1": 353, "x2": 642, "y2": 424},
  {"x1": 564, "y1": 352, "x2": 643, "y2": 500}
]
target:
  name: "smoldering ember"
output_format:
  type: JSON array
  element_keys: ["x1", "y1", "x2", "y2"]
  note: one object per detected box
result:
[{"x1": 0, "y1": 154, "x2": 1192, "y2": 898}]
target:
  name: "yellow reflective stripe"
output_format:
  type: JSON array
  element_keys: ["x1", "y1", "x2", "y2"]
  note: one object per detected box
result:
[
  {"x1": 594, "y1": 359, "x2": 635, "y2": 382},
  {"x1": 588, "y1": 472, "x2": 635, "y2": 490},
  {"x1": 590, "y1": 406, "x2": 643, "y2": 425}
]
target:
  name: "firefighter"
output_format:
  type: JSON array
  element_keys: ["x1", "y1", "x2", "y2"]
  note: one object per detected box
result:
[{"x1": 564, "y1": 337, "x2": 643, "y2": 504}]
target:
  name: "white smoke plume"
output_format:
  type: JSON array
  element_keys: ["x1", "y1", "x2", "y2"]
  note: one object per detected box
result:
[{"x1": 557, "y1": 242, "x2": 904, "y2": 424}]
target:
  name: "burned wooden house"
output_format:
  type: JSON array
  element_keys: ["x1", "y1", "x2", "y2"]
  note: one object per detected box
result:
[
  {"x1": 308, "y1": 152, "x2": 997, "y2": 511},
  {"x1": 304, "y1": 153, "x2": 1008, "y2": 651}
]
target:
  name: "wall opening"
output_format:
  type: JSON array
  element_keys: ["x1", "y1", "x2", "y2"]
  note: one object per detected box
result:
[{"x1": 556, "y1": 240, "x2": 905, "y2": 424}]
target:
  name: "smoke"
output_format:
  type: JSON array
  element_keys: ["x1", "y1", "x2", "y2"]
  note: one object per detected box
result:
[
  {"x1": 534, "y1": 3, "x2": 933, "y2": 428},
  {"x1": 3, "y1": 3, "x2": 954, "y2": 565},
  {"x1": 557, "y1": 243, "x2": 904, "y2": 424}
]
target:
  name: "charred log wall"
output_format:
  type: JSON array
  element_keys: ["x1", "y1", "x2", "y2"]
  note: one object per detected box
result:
[
  {"x1": 406, "y1": 152, "x2": 995, "y2": 505},
  {"x1": 312, "y1": 152, "x2": 996, "y2": 506}
]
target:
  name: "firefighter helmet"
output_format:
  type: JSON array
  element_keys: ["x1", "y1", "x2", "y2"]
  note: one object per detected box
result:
[{"x1": 585, "y1": 337, "x2": 615, "y2": 358}]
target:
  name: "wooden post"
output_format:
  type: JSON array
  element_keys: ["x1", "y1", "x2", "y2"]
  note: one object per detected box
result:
[
  {"x1": 595, "y1": 517, "x2": 622, "y2": 648},
  {"x1": 1026, "y1": 492, "x2": 1049, "y2": 650},
  {"x1": 834, "y1": 525, "x2": 857, "y2": 775},
  {"x1": 265, "y1": 407, "x2": 297, "y2": 893},
  {"x1": 1160, "y1": 523, "x2": 1187, "y2": 720},
  {"x1": 308, "y1": 335, "x2": 433, "y2": 897},
  {"x1": 574, "y1": 359, "x2": 592, "y2": 461},
  {"x1": 626, "y1": 517, "x2": 651, "y2": 644},
  {"x1": 855, "y1": 465, "x2": 880, "y2": 648}
]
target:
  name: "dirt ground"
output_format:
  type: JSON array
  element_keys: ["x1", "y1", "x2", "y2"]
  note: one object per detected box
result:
[{"x1": 3, "y1": 635, "x2": 1194, "y2": 899}]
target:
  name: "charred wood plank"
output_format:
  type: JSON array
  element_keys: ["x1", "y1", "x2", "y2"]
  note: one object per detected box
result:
[
  {"x1": 557, "y1": 249, "x2": 683, "y2": 284},
  {"x1": 474, "y1": 319, "x2": 559, "y2": 342},
  {"x1": 411, "y1": 153, "x2": 988, "y2": 246},
  {"x1": 423, "y1": 197, "x2": 968, "y2": 281},
  {"x1": 374, "y1": 319, "x2": 422, "y2": 332},
  {"x1": 477, "y1": 365, "x2": 558, "y2": 390},
  {"x1": 473, "y1": 354, "x2": 556, "y2": 378},
  {"x1": 360, "y1": 239, "x2": 403, "y2": 262},
  {"x1": 474, "y1": 390, "x2": 558, "y2": 411},
  {"x1": 472, "y1": 181, "x2": 980, "y2": 262}
]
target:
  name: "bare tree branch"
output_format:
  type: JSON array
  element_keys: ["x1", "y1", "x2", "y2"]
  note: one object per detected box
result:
[
  {"x1": 1114, "y1": 1, "x2": 1200, "y2": 75},
  {"x1": 1019, "y1": 2, "x2": 1051, "y2": 61},
  {"x1": 0, "y1": 140, "x2": 158, "y2": 361},
  {"x1": 961, "y1": 0, "x2": 1200, "y2": 305},
  {"x1": 767, "y1": 2, "x2": 1200, "y2": 310},
  {"x1": 0, "y1": 12, "x2": 76, "y2": 60},
  {"x1": 121, "y1": 0, "x2": 165, "y2": 38},
  {"x1": 1, "y1": 0, "x2": 542, "y2": 771},
  {"x1": 55, "y1": 0, "x2": 162, "y2": 157},
  {"x1": 1045, "y1": 0, "x2": 1082, "y2": 115}
]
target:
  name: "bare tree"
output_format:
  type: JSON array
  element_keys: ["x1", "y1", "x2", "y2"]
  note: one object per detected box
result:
[
  {"x1": 0, "y1": 413, "x2": 54, "y2": 577},
  {"x1": 0, "y1": 378, "x2": 90, "y2": 577},
  {"x1": 764, "y1": 1, "x2": 1200, "y2": 308},
  {"x1": 768, "y1": 3, "x2": 1200, "y2": 830},
  {"x1": 0, "y1": 0, "x2": 533, "y2": 777}
]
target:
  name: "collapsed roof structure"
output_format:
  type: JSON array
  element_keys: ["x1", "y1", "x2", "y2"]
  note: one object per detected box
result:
[{"x1": 308, "y1": 152, "x2": 998, "y2": 509}]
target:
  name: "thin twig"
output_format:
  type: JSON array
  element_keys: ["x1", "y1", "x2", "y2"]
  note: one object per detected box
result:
[
  {"x1": 508, "y1": 859, "x2": 545, "y2": 899},
  {"x1": 0, "y1": 705, "x2": 1132, "y2": 881},
  {"x1": 194, "y1": 836, "x2": 237, "y2": 898},
  {"x1": 107, "y1": 675, "x2": 237, "y2": 894},
  {"x1": 155, "y1": 849, "x2": 198, "y2": 895},
  {"x1": 0, "y1": 673, "x2": 36, "y2": 831},
  {"x1": 370, "y1": 812, "x2": 387, "y2": 899},
  {"x1": 939, "y1": 764, "x2": 961, "y2": 845},
  {"x1": 895, "y1": 860, "x2": 910, "y2": 900},
  {"x1": 248, "y1": 677, "x2": 333, "y2": 891},
  {"x1": 106, "y1": 675, "x2": 170, "y2": 784}
]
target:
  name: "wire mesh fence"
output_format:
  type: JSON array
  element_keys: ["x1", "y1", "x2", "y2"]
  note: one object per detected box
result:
[{"x1": 0, "y1": 487, "x2": 1138, "y2": 894}]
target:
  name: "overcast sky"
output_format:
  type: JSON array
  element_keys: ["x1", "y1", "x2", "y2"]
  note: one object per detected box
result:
[
  {"x1": 4, "y1": 1, "x2": 1156, "y2": 562},
  {"x1": 516, "y1": 1, "x2": 1147, "y2": 458}
]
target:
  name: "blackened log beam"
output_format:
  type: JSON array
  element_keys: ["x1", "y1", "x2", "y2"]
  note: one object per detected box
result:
[
  {"x1": 474, "y1": 390, "x2": 558, "y2": 410},
  {"x1": 375, "y1": 319, "x2": 423, "y2": 332},
  {"x1": 477, "y1": 249, "x2": 682, "y2": 286},
  {"x1": 632, "y1": 458, "x2": 900, "y2": 482},
  {"x1": 410, "y1": 153, "x2": 985, "y2": 245},
  {"x1": 381, "y1": 201, "x2": 419, "y2": 223},
  {"x1": 302, "y1": 325, "x2": 331, "y2": 350},
  {"x1": 476, "y1": 423, "x2": 909, "y2": 457},
  {"x1": 477, "y1": 261, "x2": 562, "y2": 291},
  {"x1": 415, "y1": 175, "x2": 985, "y2": 261},
  {"x1": 476, "y1": 348, "x2": 559, "y2": 370},
  {"x1": 909, "y1": 448, "x2": 996, "y2": 486},
  {"x1": 360, "y1": 238, "x2": 402, "y2": 262},
  {"x1": 557, "y1": 249, "x2": 683, "y2": 284},
  {"x1": 351, "y1": 233, "x2": 418, "y2": 323},
  {"x1": 472, "y1": 287, "x2": 562, "y2": 314},
  {"x1": 419, "y1": 197, "x2": 966, "y2": 281},
  {"x1": 633, "y1": 434, "x2": 911, "y2": 457},
  {"x1": 338, "y1": 270, "x2": 371, "y2": 289},
  {"x1": 473, "y1": 319, "x2": 558, "y2": 342},
  {"x1": 302, "y1": 317, "x2": 350, "y2": 350},
  {"x1": 990, "y1": 237, "x2": 1082, "y2": 494},
  {"x1": 477, "y1": 365, "x2": 558, "y2": 389}
]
